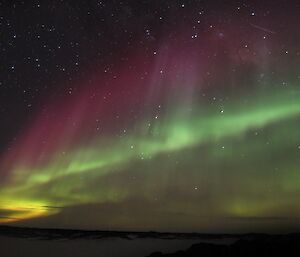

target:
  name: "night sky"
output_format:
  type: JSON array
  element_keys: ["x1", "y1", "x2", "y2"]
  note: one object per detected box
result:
[{"x1": 1, "y1": 0, "x2": 300, "y2": 233}]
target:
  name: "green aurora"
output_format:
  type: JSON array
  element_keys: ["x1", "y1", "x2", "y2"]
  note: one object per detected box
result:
[{"x1": 1, "y1": 87, "x2": 300, "y2": 232}]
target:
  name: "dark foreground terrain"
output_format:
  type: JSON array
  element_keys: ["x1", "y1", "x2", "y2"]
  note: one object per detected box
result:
[
  {"x1": 147, "y1": 235, "x2": 300, "y2": 257},
  {"x1": 1, "y1": 226, "x2": 300, "y2": 257}
]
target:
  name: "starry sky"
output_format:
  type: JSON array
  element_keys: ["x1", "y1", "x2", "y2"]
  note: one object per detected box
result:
[{"x1": 1, "y1": 0, "x2": 300, "y2": 233}]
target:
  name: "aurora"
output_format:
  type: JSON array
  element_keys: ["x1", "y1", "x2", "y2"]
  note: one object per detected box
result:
[{"x1": 1, "y1": 0, "x2": 300, "y2": 233}]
